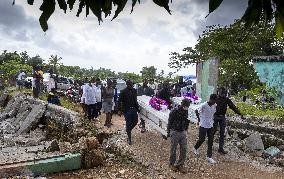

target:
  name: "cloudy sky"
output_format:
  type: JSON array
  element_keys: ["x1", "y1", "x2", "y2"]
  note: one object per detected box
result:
[{"x1": 0, "y1": 0, "x2": 247, "y2": 76}]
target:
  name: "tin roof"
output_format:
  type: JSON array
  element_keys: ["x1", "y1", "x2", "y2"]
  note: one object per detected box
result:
[{"x1": 253, "y1": 55, "x2": 284, "y2": 62}]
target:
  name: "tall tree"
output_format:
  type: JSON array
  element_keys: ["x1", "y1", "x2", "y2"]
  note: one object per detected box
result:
[
  {"x1": 140, "y1": 66, "x2": 157, "y2": 80},
  {"x1": 48, "y1": 55, "x2": 62, "y2": 74},
  {"x1": 118, "y1": 72, "x2": 141, "y2": 84},
  {"x1": 26, "y1": 55, "x2": 44, "y2": 67},
  {"x1": 20, "y1": 51, "x2": 30, "y2": 64}
]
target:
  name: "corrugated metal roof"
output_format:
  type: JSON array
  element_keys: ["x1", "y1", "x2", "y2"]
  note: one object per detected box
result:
[{"x1": 253, "y1": 55, "x2": 284, "y2": 62}]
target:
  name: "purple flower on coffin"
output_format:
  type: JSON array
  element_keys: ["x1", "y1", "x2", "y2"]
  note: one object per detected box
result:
[
  {"x1": 149, "y1": 97, "x2": 169, "y2": 111},
  {"x1": 183, "y1": 92, "x2": 200, "y2": 102}
]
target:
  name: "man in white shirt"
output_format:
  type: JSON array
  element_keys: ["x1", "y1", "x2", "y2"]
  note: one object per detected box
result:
[
  {"x1": 193, "y1": 94, "x2": 218, "y2": 164},
  {"x1": 82, "y1": 80, "x2": 97, "y2": 120}
]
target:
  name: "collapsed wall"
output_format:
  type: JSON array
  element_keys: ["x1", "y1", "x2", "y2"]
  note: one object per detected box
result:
[{"x1": 0, "y1": 92, "x2": 80, "y2": 136}]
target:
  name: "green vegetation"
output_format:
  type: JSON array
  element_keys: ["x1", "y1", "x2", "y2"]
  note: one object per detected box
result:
[
  {"x1": 0, "y1": 50, "x2": 177, "y2": 86},
  {"x1": 228, "y1": 85, "x2": 284, "y2": 122},
  {"x1": 232, "y1": 102, "x2": 284, "y2": 119}
]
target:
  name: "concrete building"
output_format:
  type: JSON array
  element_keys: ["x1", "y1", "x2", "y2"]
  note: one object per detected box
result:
[
  {"x1": 253, "y1": 55, "x2": 284, "y2": 105},
  {"x1": 196, "y1": 58, "x2": 219, "y2": 102}
]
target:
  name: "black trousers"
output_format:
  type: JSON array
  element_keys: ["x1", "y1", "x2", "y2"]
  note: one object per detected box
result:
[
  {"x1": 124, "y1": 108, "x2": 138, "y2": 140},
  {"x1": 194, "y1": 127, "x2": 214, "y2": 158},
  {"x1": 87, "y1": 104, "x2": 98, "y2": 120},
  {"x1": 96, "y1": 102, "x2": 102, "y2": 115},
  {"x1": 213, "y1": 115, "x2": 226, "y2": 150}
]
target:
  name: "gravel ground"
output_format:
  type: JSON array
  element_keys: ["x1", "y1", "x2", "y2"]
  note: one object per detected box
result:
[{"x1": 51, "y1": 114, "x2": 284, "y2": 179}]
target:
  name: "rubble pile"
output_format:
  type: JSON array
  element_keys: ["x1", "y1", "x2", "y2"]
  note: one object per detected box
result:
[
  {"x1": 0, "y1": 93, "x2": 81, "y2": 166},
  {"x1": 224, "y1": 116, "x2": 284, "y2": 168}
]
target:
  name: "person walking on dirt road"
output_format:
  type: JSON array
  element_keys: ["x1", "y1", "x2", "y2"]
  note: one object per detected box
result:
[
  {"x1": 118, "y1": 80, "x2": 139, "y2": 145},
  {"x1": 193, "y1": 94, "x2": 217, "y2": 164},
  {"x1": 167, "y1": 98, "x2": 191, "y2": 173},
  {"x1": 214, "y1": 87, "x2": 245, "y2": 155}
]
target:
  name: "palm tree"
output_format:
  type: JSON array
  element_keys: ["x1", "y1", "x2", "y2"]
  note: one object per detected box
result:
[{"x1": 48, "y1": 55, "x2": 62, "y2": 75}]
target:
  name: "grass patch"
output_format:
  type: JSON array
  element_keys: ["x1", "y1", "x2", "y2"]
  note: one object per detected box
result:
[{"x1": 228, "y1": 102, "x2": 284, "y2": 123}]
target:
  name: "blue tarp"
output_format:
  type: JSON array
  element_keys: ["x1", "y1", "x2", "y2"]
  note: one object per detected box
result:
[{"x1": 183, "y1": 75, "x2": 196, "y2": 81}]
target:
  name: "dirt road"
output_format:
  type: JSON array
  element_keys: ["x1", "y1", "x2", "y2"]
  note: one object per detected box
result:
[{"x1": 51, "y1": 114, "x2": 284, "y2": 179}]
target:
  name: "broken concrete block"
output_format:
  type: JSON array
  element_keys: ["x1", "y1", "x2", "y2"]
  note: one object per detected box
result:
[
  {"x1": 245, "y1": 133, "x2": 264, "y2": 156},
  {"x1": 16, "y1": 104, "x2": 46, "y2": 135},
  {"x1": 0, "y1": 121, "x2": 16, "y2": 134},
  {"x1": 82, "y1": 149, "x2": 105, "y2": 168},
  {"x1": 12, "y1": 110, "x2": 30, "y2": 131},
  {"x1": 86, "y1": 137, "x2": 99, "y2": 150},
  {"x1": 264, "y1": 146, "x2": 281, "y2": 157},
  {"x1": 46, "y1": 104, "x2": 80, "y2": 129},
  {"x1": 48, "y1": 140, "x2": 60, "y2": 152},
  {"x1": 59, "y1": 142, "x2": 73, "y2": 153}
]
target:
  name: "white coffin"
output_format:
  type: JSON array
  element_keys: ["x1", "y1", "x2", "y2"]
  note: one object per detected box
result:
[{"x1": 137, "y1": 96, "x2": 200, "y2": 136}]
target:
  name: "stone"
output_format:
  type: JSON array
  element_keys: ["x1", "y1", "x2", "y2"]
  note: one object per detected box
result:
[
  {"x1": 12, "y1": 110, "x2": 30, "y2": 131},
  {"x1": 48, "y1": 140, "x2": 60, "y2": 152},
  {"x1": 264, "y1": 146, "x2": 281, "y2": 157},
  {"x1": 59, "y1": 142, "x2": 73, "y2": 153},
  {"x1": 276, "y1": 159, "x2": 284, "y2": 167},
  {"x1": 0, "y1": 121, "x2": 16, "y2": 134},
  {"x1": 278, "y1": 145, "x2": 284, "y2": 151},
  {"x1": 78, "y1": 137, "x2": 88, "y2": 150},
  {"x1": 82, "y1": 149, "x2": 105, "y2": 169},
  {"x1": 245, "y1": 133, "x2": 264, "y2": 156},
  {"x1": 232, "y1": 131, "x2": 238, "y2": 139},
  {"x1": 86, "y1": 137, "x2": 99, "y2": 150},
  {"x1": 16, "y1": 104, "x2": 46, "y2": 135}
]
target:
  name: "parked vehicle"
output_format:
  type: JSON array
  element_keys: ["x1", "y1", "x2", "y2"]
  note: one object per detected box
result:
[
  {"x1": 23, "y1": 77, "x2": 33, "y2": 88},
  {"x1": 56, "y1": 76, "x2": 74, "y2": 90}
]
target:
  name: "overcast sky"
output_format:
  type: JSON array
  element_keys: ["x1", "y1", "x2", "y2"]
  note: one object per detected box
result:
[{"x1": 0, "y1": 0, "x2": 247, "y2": 76}]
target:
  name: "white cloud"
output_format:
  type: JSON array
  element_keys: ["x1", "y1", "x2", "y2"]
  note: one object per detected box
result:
[{"x1": 0, "y1": 0, "x2": 247, "y2": 77}]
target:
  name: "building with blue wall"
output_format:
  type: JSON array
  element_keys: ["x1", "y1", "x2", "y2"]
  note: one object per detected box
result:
[{"x1": 253, "y1": 55, "x2": 284, "y2": 106}]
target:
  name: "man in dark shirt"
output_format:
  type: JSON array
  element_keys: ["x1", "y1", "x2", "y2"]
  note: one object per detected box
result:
[
  {"x1": 118, "y1": 80, "x2": 139, "y2": 145},
  {"x1": 173, "y1": 76, "x2": 186, "y2": 97},
  {"x1": 214, "y1": 87, "x2": 245, "y2": 154},
  {"x1": 137, "y1": 79, "x2": 154, "y2": 133},
  {"x1": 158, "y1": 81, "x2": 172, "y2": 104},
  {"x1": 137, "y1": 79, "x2": 154, "y2": 96},
  {"x1": 167, "y1": 98, "x2": 191, "y2": 173}
]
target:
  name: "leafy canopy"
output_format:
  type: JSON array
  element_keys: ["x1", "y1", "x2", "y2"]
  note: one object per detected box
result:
[{"x1": 13, "y1": 0, "x2": 284, "y2": 38}]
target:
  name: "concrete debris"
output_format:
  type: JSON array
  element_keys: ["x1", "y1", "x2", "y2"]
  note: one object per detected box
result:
[
  {"x1": 45, "y1": 104, "x2": 80, "y2": 129},
  {"x1": 0, "y1": 93, "x2": 83, "y2": 176},
  {"x1": 47, "y1": 140, "x2": 60, "y2": 152},
  {"x1": 16, "y1": 104, "x2": 46, "y2": 135},
  {"x1": 264, "y1": 146, "x2": 281, "y2": 157},
  {"x1": 59, "y1": 142, "x2": 73, "y2": 153},
  {"x1": 245, "y1": 133, "x2": 264, "y2": 157},
  {"x1": 82, "y1": 149, "x2": 105, "y2": 169},
  {"x1": 0, "y1": 93, "x2": 79, "y2": 135}
]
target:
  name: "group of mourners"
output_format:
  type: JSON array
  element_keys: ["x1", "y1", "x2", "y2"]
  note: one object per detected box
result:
[
  {"x1": 79, "y1": 78, "x2": 148, "y2": 145},
  {"x1": 23, "y1": 71, "x2": 246, "y2": 174},
  {"x1": 167, "y1": 87, "x2": 245, "y2": 173}
]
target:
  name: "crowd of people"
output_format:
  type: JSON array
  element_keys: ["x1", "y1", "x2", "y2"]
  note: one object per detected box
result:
[{"x1": 10, "y1": 68, "x2": 247, "y2": 174}]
